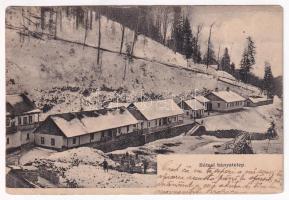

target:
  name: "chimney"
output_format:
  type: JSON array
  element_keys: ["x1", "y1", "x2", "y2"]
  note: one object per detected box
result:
[
  {"x1": 215, "y1": 87, "x2": 218, "y2": 92},
  {"x1": 226, "y1": 87, "x2": 230, "y2": 92}
]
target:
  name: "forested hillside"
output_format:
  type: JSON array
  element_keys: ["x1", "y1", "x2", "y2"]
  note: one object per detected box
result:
[{"x1": 6, "y1": 6, "x2": 261, "y2": 117}]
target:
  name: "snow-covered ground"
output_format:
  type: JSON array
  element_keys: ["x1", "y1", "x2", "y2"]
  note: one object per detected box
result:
[
  {"x1": 203, "y1": 96, "x2": 283, "y2": 134},
  {"x1": 19, "y1": 147, "x2": 56, "y2": 165},
  {"x1": 14, "y1": 95, "x2": 282, "y2": 188},
  {"x1": 63, "y1": 164, "x2": 156, "y2": 188},
  {"x1": 6, "y1": 7, "x2": 260, "y2": 103},
  {"x1": 17, "y1": 147, "x2": 156, "y2": 188}
]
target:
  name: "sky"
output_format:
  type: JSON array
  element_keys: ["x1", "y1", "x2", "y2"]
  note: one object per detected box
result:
[{"x1": 186, "y1": 6, "x2": 283, "y2": 78}]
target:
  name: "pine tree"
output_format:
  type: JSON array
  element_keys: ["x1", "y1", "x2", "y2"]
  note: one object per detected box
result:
[
  {"x1": 205, "y1": 23, "x2": 215, "y2": 68},
  {"x1": 192, "y1": 37, "x2": 202, "y2": 63},
  {"x1": 202, "y1": 41, "x2": 216, "y2": 65},
  {"x1": 263, "y1": 62, "x2": 274, "y2": 98},
  {"x1": 240, "y1": 36, "x2": 256, "y2": 82},
  {"x1": 230, "y1": 62, "x2": 235, "y2": 74},
  {"x1": 171, "y1": 8, "x2": 184, "y2": 53},
  {"x1": 182, "y1": 17, "x2": 193, "y2": 59},
  {"x1": 192, "y1": 24, "x2": 203, "y2": 63},
  {"x1": 220, "y1": 48, "x2": 231, "y2": 72}
]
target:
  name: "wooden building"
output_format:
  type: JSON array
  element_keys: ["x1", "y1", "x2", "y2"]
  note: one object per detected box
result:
[
  {"x1": 194, "y1": 96, "x2": 210, "y2": 111},
  {"x1": 6, "y1": 94, "x2": 41, "y2": 152},
  {"x1": 245, "y1": 96, "x2": 273, "y2": 107},
  {"x1": 34, "y1": 107, "x2": 138, "y2": 150},
  {"x1": 205, "y1": 90, "x2": 246, "y2": 112},
  {"x1": 128, "y1": 99, "x2": 184, "y2": 133},
  {"x1": 178, "y1": 99, "x2": 205, "y2": 119}
]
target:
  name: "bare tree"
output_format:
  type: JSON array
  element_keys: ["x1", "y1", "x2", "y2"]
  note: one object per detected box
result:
[
  {"x1": 97, "y1": 11, "x2": 101, "y2": 65},
  {"x1": 89, "y1": 9, "x2": 93, "y2": 30},
  {"x1": 83, "y1": 10, "x2": 89, "y2": 49},
  {"x1": 40, "y1": 7, "x2": 45, "y2": 31},
  {"x1": 195, "y1": 24, "x2": 203, "y2": 46},
  {"x1": 130, "y1": 12, "x2": 139, "y2": 56},
  {"x1": 54, "y1": 8, "x2": 58, "y2": 39},
  {"x1": 119, "y1": 24, "x2": 125, "y2": 54},
  {"x1": 59, "y1": 8, "x2": 62, "y2": 31},
  {"x1": 206, "y1": 23, "x2": 214, "y2": 69},
  {"x1": 217, "y1": 44, "x2": 220, "y2": 70},
  {"x1": 162, "y1": 7, "x2": 169, "y2": 45}
]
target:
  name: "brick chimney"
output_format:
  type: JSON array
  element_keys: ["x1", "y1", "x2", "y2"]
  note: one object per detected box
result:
[
  {"x1": 215, "y1": 87, "x2": 218, "y2": 92},
  {"x1": 226, "y1": 87, "x2": 230, "y2": 92}
]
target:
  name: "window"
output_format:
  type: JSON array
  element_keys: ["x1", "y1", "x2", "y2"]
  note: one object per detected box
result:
[
  {"x1": 72, "y1": 138, "x2": 76, "y2": 144},
  {"x1": 23, "y1": 116, "x2": 28, "y2": 125},
  {"x1": 51, "y1": 138, "x2": 55, "y2": 146},
  {"x1": 148, "y1": 122, "x2": 150, "y2": 127},
  {"x1": 90, "y1": 133, "x2": 94, "y2": 140},
  {"x1": 6, "y1": 138, "x2": 9, "y2": 145},
  {"x1": 29, "y1": 115, "x2": 33, "y2": 124},
  {"x1": 41, "y1": 137, "x2": 45, "y2": 144},
  {"x1": 155, "y1": 120, "x2": 158, "y2": 126},
  {"x1": 101, "y1": 132, "x2": 104, "y2": 138},
  {"x1": 18, "y1": 116, "x2": 22, "y2": 125},
  {"x1": 127, "y1": 126, "x2": 129, "y2": 132},
  {"x1": 186, "y1": 111, "x2": 189, "y2": 116},
  {"x1": 26, "y1": 133, "x2": 30, "y2": 140},
  {"x1": 217, "y1": 103, "x2": 220, "y2": 108}
]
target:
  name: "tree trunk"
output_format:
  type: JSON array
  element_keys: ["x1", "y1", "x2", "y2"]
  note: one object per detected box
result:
[
  {"x1": 83, "y1": 10, "x2": 89, "y2": 49},
  {"x1": 97, "y1": 12, "x2": 101, "y2": 65},
  {"x1": 60, "y1": 8, "x2": 62, "y2": 31},
  {"x1": 123, "y1": 60, "x2": 127, "y2": 81},
  {"x1": 162, "y1": 8, "x2": 168, "y2": 45},
  {"x1": 89, "y1": 10, "x2": 93, "y2": 30},
  {"x1": 206, "y1": 23, "x2": 214, "y2": 69},
  {"x1": 54, "y1": 8, "x2": 58, "y2": 39},
  {"x1": 119, "y1": 25, "x2": 125, "y2": 54},
  {"x1": 40, "y1": 8, "x2": 45, "y2": 30},
  {"x1": 130, "y1": 13, "x2": 139, "y2": 56}
]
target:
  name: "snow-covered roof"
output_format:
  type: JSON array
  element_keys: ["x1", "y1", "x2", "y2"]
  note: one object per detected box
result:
[
  {"x1": 184, "y1": 99, "x2": 205, "y2": 110},
  {"x1": 107, "y1": 102, "x2": 130, "y2": 109},
  {"x1": 211, "y1": 91, "x2": 246, "y2": 103},
  {"x1": 6, "y1": 94, "x2": 40, "y2": 115},
  {"x1": 217, "y1": 70, "x2": 236, "y2": 80},
  {"x1": 194, "y1": 96, "x2": 210, "y2": 103},
  {"x1": 248, "y1": 96, "x2": 269, "y2": 103},
  {"x1": 131, "y1": 99, "x2": 184, "y2": 120},
  {"x1": 50, "y1": 107, "x2": 138, "y2": 138},
  {"x1": 7, "y1": 94, "x2": 23, "y2": 105}
]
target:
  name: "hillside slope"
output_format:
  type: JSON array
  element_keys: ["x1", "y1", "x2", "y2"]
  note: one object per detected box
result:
[{"x1": 6, "y1": 7, "x2": 261, "y2": 117}]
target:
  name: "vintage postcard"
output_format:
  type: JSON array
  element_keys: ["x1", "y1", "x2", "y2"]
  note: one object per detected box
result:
[{"x1": 5, "y1": 5, "x2": 283, "y2": 194}]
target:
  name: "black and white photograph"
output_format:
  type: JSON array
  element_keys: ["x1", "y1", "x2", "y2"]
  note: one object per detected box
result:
[{"x1": 5, "y1": 5, "x2": 283, "y2": 191}]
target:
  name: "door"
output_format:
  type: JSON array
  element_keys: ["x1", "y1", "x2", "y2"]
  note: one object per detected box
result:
[{"x1": 207, "y1": 103, "x2": 212, "y2": 111}]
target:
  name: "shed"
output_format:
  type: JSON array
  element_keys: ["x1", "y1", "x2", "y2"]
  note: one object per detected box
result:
[{"x1": 205, "y1": 90, "x2": 246, "y2": 112}]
